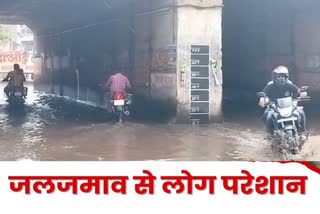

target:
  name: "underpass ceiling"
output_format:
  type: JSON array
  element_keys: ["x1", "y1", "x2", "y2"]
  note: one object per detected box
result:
[{"x1": 0, "y1": 0, "x2": 131, "y2": 34}]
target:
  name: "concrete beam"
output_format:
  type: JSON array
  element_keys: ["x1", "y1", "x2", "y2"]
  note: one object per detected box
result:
[{"x1": 177, "y1": 0, "x2": 223, "y2": 7}]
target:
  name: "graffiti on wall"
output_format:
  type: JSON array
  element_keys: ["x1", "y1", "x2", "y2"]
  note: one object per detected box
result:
[
  {"x1": 0, "y1": 52, "x2": 29, "y2": 64},
  {"x1": 0, "y1": 52, "x2": 36, "y2": 81},
  {"x1": 144, "y1": 45, "x2": 176, "y2": 71}
]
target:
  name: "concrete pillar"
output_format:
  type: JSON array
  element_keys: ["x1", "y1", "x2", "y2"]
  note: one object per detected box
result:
[{"x1": 175, "y1": 0, "x2": 223, "y2": 124}]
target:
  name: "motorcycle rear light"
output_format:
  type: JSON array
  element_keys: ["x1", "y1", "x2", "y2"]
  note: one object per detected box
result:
[{"x1": 113, "y1": 92, "x2": 125, "y2": 100}]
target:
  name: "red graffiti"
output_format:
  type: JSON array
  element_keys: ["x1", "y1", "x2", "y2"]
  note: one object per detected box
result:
[{"x1": 144, "y1": 50, "x2": 176, "y2": 70}]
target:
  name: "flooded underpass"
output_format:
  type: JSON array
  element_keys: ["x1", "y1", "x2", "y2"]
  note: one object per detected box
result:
[{"x1": 0, "y1": 83, "x2": 320, "y2": 161}]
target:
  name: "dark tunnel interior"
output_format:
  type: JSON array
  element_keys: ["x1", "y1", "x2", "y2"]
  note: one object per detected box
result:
[{"x1": 222, "y1": 0, "x2": 320, "y2": 120}]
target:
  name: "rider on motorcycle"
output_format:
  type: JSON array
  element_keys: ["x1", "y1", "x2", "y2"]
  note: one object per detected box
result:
[
  {"x1": 258, "y1": 66, "x2": 308, "y2": 141},
  {"x1": 2, "y1": 64, "x2": 26, "y2": 97},
  {"x1": 104, "y1": 69, "x2": 132, "y2": 112}
]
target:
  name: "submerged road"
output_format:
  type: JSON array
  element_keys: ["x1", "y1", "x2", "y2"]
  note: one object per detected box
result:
[{"x1": 0, "y1": 82, "x2": 319, "y2": 161}]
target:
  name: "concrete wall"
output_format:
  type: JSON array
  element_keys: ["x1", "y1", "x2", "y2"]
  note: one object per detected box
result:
[
  {"x1": 34, "y1": 25, "x2": 114, "y2": 107},
  {"x1": 150, "y1": 0, "x2": 176, "y2": 109},
  {"x1": 176, "y1": 0, "x2": 223, "y2": 123},
  {"x1": 133, "y1": 0, "x2": 177, "y2": 113}
]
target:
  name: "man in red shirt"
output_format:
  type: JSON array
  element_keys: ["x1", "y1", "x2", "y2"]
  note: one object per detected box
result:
[
  {"x1": 105, "y1": 70, "x2": 131, "y2": 93},
  {"x1": 104, "y1": 70, "x2": 132, "y2": 112}
]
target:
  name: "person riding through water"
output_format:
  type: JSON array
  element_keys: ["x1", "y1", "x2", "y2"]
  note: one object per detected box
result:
[
  {"x1": 2, "y1": 64, "x2": 26, "y2": 98},
  {"x1": 104, "y1": 68, "x2": 132, "y2": 112},
  {"x1": 258, "y1": 65, "x2": 308, "y2": 142}
]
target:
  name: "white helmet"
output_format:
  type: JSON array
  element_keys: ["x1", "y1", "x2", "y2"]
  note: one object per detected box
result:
[
  {"x1": 272, "y1": 66, "x2": 289, "y2": 86},
  {"x1": 273, "y1": 66, "x2": 289, "y2": 75}
]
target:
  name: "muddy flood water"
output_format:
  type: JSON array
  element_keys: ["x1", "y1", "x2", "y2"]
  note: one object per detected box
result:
[{"x1": 0, "y1": 82, "x2": 320, "y2": 161}]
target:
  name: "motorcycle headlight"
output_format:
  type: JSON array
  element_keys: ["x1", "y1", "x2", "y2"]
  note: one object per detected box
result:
[{"x1": 278, "y1": 107, "x2": 293, "y2": 118}]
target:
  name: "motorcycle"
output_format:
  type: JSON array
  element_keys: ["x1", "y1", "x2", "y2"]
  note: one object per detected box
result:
[
  {"x1": 109, "y1": 91, "x2": 132, "y2": 124},
  {"x1": 257, "y1": 86, "x2": 310, "y2": 160},
  {"x1": 5, "y1": 86, "x2": 28, "y2": 106}
]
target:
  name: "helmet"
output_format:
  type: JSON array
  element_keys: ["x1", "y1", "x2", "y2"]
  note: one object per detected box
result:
[{"x1": 272, "y1": 66, "x2": 289, "y2": 86}]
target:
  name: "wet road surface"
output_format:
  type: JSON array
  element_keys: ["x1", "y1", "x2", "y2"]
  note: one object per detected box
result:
[{"x1": 0, "y1": 82, "x2": 319, "y2": 161}]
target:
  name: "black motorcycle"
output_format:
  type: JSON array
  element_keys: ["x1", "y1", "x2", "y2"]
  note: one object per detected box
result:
[
  {"x1": 257, "y1": 86, "x2": 310, "y2": 160},
  {"x1": 5, "y1": 86, "x2": 28, "y2": 106}
]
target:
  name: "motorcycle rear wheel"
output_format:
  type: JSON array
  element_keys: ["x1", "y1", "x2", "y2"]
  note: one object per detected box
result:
[{"x1": 118, "y1": 111, "x2": 123, "y2": 124}]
